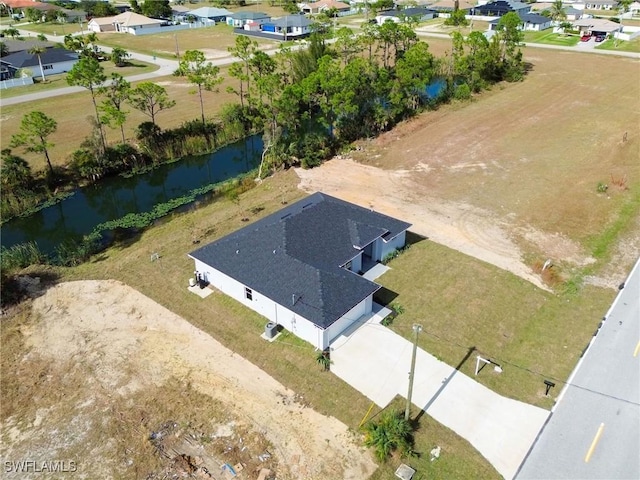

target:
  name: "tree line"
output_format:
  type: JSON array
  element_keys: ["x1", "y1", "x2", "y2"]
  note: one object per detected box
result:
[{"x1": 2, "y1": 16, "x2": 525, "y2": 223}]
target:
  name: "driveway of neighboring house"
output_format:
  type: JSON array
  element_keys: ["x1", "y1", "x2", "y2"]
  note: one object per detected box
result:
[{"x1": 330, "y1": 311, "x2": 550, "y2": 480}]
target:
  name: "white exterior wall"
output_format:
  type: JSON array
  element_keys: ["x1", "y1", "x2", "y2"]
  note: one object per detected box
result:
[
  {"x1": 37, "y1": 59, "x2": 78, "y2": 78},
  {"x1": 347, "y1": 252, "x2": 363, "y2": 273},
  {"x1": 192, "y1": 258, "x2": 326, "y2": 350},
  {"x1": 376, "y1": 230, "x2": 407, "y2": 262},
  {"x1": 323, "y1": 296, "x2": 372, "y2": 348}
]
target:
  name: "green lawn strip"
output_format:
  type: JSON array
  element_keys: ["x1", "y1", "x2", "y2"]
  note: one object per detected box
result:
[
  {"x1": 377, "y1": 240, "x2": 614, "y2": 409},
  {"x1": 596, "y1": 37, "x2": 640, "y2": 52},
  {"x1": 587, "y1": 183, "x2": 640, "y2": 262},
  {"x1": 524, "y1": 31, "x2": 580, "y2": 46},
  {"x1": 0, "y1": 60, "x2": 157, "y2": 99},
  {"x1": 15, "y1": 22, "x2": 82, "y2": 36},
  {"x1": 58, "y1": 172, "x2": 499, "y2": 477},
  {"x1": 367, "y1": 397, "x2": 500, "y2": 479}
]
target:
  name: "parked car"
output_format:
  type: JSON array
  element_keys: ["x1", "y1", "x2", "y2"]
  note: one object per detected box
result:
[
  {"x1": 595, "y1": 34, "x2": 606, "y2": 42},
  {"x1": 580, "y1": 35, "x2": 592, "y2": 42}
]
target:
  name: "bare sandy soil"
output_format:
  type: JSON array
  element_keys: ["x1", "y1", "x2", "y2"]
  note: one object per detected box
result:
[{"x1": 2, "y1": 280, "x2": 376, "y2": 480}]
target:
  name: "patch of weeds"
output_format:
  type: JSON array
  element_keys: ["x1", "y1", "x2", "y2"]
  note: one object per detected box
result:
[
  {"x1": 561, "y1": 274, "x2": 584, "y2": 296},
  {"x1": 531, "y1": 259, "x2": 563, "y2": 287},
  {"x1": 596, "y1": 181, "x2": 608, "y2": 193},
  {"x1": 382, "y1": 244, "x2": 411, "y2": 265}
]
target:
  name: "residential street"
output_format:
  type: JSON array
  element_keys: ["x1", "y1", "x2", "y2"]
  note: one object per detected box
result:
[{"x1": 517, "y1": 258, "x2": 640, "y2": 480}]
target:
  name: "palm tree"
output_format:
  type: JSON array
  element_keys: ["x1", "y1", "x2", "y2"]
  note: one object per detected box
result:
[
  {"x1": 362, "y1": 409, "x2": 414, "y2": 461},
  {"x1": 28, "y1": 45, "x2": 47, "y2": 82},
  {"x1": 549, "y1": 0, "x2": 567, "y2": 22}
]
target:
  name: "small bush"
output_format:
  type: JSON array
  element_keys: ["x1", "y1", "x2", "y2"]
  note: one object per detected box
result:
[
  {"x1": 454, "y1": 83, "x2": 472, "y2": 101},
  {"x1": 596, "y1": 182, "x2": 608, "y2": 193}
]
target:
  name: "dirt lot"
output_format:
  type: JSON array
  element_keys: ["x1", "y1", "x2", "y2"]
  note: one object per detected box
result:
[
  {"x1": 297, "y1": 48, "x2": 640, "y2": 289},
  {"x1": 1, "y1": 280, "x2": 376, "y2": 479}
]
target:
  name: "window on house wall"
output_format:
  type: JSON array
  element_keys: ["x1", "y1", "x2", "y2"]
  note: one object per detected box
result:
[
  {"x1": 245, "y1": 287, "x2": 253, "y2": 300},
  {"x1": 43, "y1": 65, "x2": 53, "y2": 70}
]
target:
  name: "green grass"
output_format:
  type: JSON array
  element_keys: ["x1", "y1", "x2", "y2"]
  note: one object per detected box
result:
[
  {"x1": 15, "y1": 22, "x2": 83, "y2": 36},
  {"x1": 523, "y1": 30, "x2": 580, "y2": 46},
  {"x1": 0, "y1": 60, "x2": 157, "y2": 99},
  {"x1": 377, "y1": 238, "x2": 615, "y2": 409},
  {"x1": 596, "y1": 36, "x2": 640, "y2": 52}
]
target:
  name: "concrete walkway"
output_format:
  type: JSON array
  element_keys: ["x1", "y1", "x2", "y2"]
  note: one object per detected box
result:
[{"x1": 331, "y1": 313, "x2": 549, "y2": 480}]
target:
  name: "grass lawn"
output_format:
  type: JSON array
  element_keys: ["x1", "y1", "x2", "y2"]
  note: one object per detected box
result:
[
  {"x1": 96, "y1": 24, "x2": 278, "y2": 60},
  {"x1": 15, "y1": 21, "x2": 83, "y2": 36},
  {"x1": 523, "y1": 30, "x2": 580, "y2": 46},
  {"x1": 596, "y1": 36, "x2": 640, "y2": 52},
  {"x1": 0, "y1": 59, "x2": 157, "y2": 99},
  {"x1": 378, "y1": 239, "x2": 614, "y2": 409},
  {"x1": 51, "y1": 168, "x2": 500, "y2": 479}
]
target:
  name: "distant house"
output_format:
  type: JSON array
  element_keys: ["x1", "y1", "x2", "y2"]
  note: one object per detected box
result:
[
  {"x1": 188, "y1": 193, "x2": 411, "y2": 351},
  {"x1": 171, "y1": 4, "x2": 192, "y2": 22},
  {"x1": 259, "y1": 14, "x2": 313, "y2": 38},
  {"x1": 489, "y1": 12, "x2": 552, "y2": 29},
  {"x1": 1, "y1": 47, "x2": 79, "y2": 79},
  {"x1": 375, "y1": 7, "x2": 437, "y2": 25},
  {"x1": 582, "y1": 0, "x2": 618, "y2": 9},
  {"x1": 573, "y1": 17, "x2": 622, "y2": 35},
  {"x1": 189, "y1": 6, "x2": 233, "y2": 24},
  {"x1": 429, "y1": 0, "x2": 476, "y2": 14},
  {"x1": 88, "y1": 12, "x2": 167, "y2": 34},
  {"x1": 226, "y1": 11, "x2": 271, "y2": 27},
  {"x1": 299, "y1": 0, "x2": 351, "y2": 14},
  {"x1": 474, "y1": 0, "x2": 531, "y2": 16},
  {"x1": 3, "y1": 0, "x2": 59, "y2": 19}
]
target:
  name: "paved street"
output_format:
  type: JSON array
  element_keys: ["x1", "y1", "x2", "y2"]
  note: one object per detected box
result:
[
  {"x1": 330, "y1": 306, "x2": 549, "y2": 480},
  {"x1": 517, "y1": 258, "x2": 640, "y2": 480}
]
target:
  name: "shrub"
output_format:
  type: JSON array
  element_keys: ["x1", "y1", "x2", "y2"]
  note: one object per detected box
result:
[
  {"x1": 362, "y1": 409, "x2": 415, "y2": 461},
  {"x1": 454, "y1": 83, "x2": 472, "y2": 101}
]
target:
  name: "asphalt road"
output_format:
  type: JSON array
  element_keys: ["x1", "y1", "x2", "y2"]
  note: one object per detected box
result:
[{"x1": 517, "y1": 258, "x2": 640, "y2": 480}]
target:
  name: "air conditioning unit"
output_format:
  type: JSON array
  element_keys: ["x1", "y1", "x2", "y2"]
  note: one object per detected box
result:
[{"x1": 264, "y1": 322, "x2": 278, "y2": 339}]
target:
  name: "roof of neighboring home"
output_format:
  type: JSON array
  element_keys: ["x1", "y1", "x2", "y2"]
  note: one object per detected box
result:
[
  {"x1": 574, "y1": 17, "x2": 622, "y2": 30},
  {"x1": 269, "y1": 14, "x2": 313, "y2": 27},
  {"x1": 427, "y1": 0, "x2": 477, "y2": 11},
  {"x1": 520, "y1": 13, "x2": 551, "y2": 23},
  {"x1": 189, "y1": 6, "x2": 233, "y2": 18},
  {"x1": 189, "y1": 193, "x2": 411, "y2": 329},
  {"x1": 585, "y1": 0, "x2": 618, "y2": 4},
  {"x1": 1, "y1": 39, "x2": 52, "y2": 54},
  {"x1": 88, "y1": 16, "x2": 117, "y2": 25},
  {"x1": 111, "y1": 11, "x2": 165, "y2": 27},
  {"x1": 379, "y1": 7, "x2": 436, "y2": 16},
  {"x1": 171, "y1": 5, "x2": 191, "y2": 14},
  {"x1": 301, "y1": 0, "x2": 352, "y2": 10},
  {"x1": 4, "y1": 0, "x2": 58, "y2": 10},
  {"x1": 476, "y1": 0, "x2": 530, "y2": 12},
  {"x1": 2, "y1": 47, "x2": 78, "y2": 69},
  {"x1": 229, "y1": 11, "x2": 271, "y2": 20}
]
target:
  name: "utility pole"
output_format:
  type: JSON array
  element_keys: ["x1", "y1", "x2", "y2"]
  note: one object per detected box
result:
[{"x1": 405, "y1": 323, "x2": 422, "y2": 421}]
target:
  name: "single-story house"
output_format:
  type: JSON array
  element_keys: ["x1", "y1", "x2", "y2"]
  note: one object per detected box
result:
[
  {"x1": 0, "y1": 47, "x2": 79, "y2": 79},
  {"x1": 226, "y1": 11, "x2": 271, "y2": 27},
  {"x1": 188, "y1": 193, "x2": 412, "y2": 351},
  {"x1": 2, "y1": 0, "x2": 59, "y2": 18},
  {"x1": 260, "y1": 14, "x2": 313, "y2": 38},
  {"x1": 489, "y1": 12, "x2": 552, "y2": 29},
  {"x1": 88, "y1": 16, "x2": 117, "y2": 33},
  {"x1": 474, "y1": 0, "x2": 531, "y2": 16},
  {"x1": 89, "y1": 12, "x2": 168, "y2": 34},
  {"x1": 628, "y1": 1, "x2": 640, "y2": 14},
  {"x1": 60, "y1": 8, "x2": 87, "y2": 23},
  {"x1": 573, "y1": 17, "x2": 622, "y2": 35},
  {"x1": 375, "y1": 7, "x2": 437, "y2": 24},
  {"x1": 171, "y1": 4, "x2": 191, "y2": 22},
  {"x1": 189, "y1": 6, "x2": 233, "y2": 24},
  {"x1": 0, "y1": 60, "x2": 18, "y2": 81},
  {"x1": 299, "y1": 0, "x2": 351, "y2": 14}
]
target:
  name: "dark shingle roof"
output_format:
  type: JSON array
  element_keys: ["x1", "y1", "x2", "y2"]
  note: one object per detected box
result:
[
  {"x1": 270, "y1": 15, "x2": 313, "y2": 28},
  {"x1": 2, "y1": 47, "x2": 78, "y2": 69},
  {"x1": 230, "y1": 11, "x2": 270, "y2": 20},
  {"x1": 520, "y1": 13, "x2": 550, "y2": 24},
  {"x1": 190, "y1": 193, "x2": 411, "y2": 329},
  {"x1": 380, "y1": 7, "x2": 435, "y2": 16}
]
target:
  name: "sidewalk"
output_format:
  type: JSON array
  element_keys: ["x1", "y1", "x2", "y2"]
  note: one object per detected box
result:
[{"x1": 331, "y1": 315, "x2": 550, "y2": 480}]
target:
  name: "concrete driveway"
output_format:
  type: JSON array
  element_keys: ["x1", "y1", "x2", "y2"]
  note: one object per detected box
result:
[{"x1": 331, "y1": 309, "x2": 549, "y2": 480}]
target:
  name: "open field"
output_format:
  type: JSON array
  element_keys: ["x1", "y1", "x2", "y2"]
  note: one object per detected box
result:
[
  {"x1": 15, "y1": 21, "x2": 83, "y2": 36},
  {"x1": 0, "y1": 68, "x2": 241, "y2": 171},
  {"x1": 96, "y1": 23, "x2": 278, "y2": 60}
]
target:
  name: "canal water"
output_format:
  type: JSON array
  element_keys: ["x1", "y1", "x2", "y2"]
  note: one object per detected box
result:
[{"x1": 1, "y1": 135, "x2": 263, "y2": 255}]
